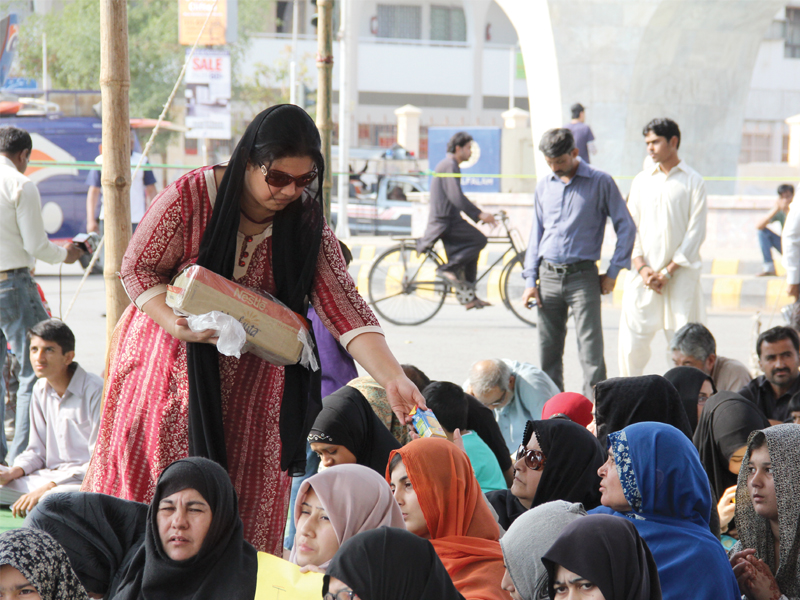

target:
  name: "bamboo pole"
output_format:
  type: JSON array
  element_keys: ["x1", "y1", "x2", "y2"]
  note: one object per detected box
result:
[
  {"x1": 315, "y1": 0, "x2": 334, "y2": 222},
  {"x1": 100, "y1": 0, "x2": 132, "y2": 346}
]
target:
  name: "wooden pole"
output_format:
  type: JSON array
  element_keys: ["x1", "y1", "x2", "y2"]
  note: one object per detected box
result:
[
  {"x1": 315, "y1": 0, "x2": 334, "y2": 222},
  {"x1": 100, "y1": 0, "x2": 132, "y2": 346}
]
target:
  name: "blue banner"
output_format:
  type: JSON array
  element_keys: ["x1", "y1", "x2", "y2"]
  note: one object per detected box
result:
[{"x1": 427, "y1": 127, "x2": 502, "y2": 193}]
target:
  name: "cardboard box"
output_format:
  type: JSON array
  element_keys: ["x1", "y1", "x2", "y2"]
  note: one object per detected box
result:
[{"x1": 166, "y1": 265, "x2": 307, "y2": 366}]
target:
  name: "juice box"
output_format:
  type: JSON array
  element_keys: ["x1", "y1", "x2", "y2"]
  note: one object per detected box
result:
[{"x1": 410, "y1": 407, "x2": 447, "y2": 439}]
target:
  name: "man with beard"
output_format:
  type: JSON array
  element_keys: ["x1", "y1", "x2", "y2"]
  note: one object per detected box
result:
[
  {"x1": 738, "y1": 326, "x2": 800, "y2": 423},
  {"x1": 521, "y1": 128, "x2": 635, "y2": 397}
]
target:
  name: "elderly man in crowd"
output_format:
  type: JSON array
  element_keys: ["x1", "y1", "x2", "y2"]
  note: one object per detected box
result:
[
  {"x1": 465, "y1": 358, "x2": 559, "y2": 451},
  {"x1": 669, "y1": 323, "x2": 751, "y2": 392},
  {"x1": 738, "y1": 326, "x2": 800, "y2": 424}
]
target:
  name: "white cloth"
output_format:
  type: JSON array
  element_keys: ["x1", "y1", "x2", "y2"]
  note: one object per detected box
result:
[
  {"x1": 11, "y1": 364, "x2": 103, "y2": 488},
  {"x1": 0, "y1": 155, "x2": 67, "y2": 270},
  {"x1": 619, "y1": 160, "x2": 707, "y2": 376},
  {"x1": 95, "y1": 151, "x2": 150, "y2": 224},
  {"x1": 782, "y1": 201, "x2": 800, "y2": 285}
]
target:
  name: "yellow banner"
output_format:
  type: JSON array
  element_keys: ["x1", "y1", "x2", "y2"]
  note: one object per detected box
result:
[
  {"x1": 255, "y1": 553, "x2": 325, "y2": 600},
  {"x1": 179, "y1": 0, "x2": 227, "y2": 46}
]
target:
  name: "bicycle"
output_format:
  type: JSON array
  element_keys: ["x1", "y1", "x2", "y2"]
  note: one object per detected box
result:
[{"x1": 367, "y1": 210, "x2": 535, "y2": 327}]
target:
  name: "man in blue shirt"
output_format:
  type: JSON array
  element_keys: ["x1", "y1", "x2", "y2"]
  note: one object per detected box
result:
[
  {"x1": 565, "y1": 103, "x2": 596, "y2": 164},
  {"x1": 522, "y1": 128, "x2": 636, "y2": 396}
]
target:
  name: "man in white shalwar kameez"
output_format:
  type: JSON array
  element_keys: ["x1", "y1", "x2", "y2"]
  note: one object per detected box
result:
[{"x1": 619, "y1": 118, "x2": 707, "y2": 376}]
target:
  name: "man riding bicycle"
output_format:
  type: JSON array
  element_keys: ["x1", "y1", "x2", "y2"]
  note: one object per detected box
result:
[{"x1": 416, "y1": 132, "x2": 497, "y2": 310}]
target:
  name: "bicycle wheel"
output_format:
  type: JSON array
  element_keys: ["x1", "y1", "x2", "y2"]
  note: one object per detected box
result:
[
  {"x1": 368, "y1": 243, "x2": 448, "y2": 325},
  {"x1": 502, "y1": 253, "x2": 537, "y2": 327}
]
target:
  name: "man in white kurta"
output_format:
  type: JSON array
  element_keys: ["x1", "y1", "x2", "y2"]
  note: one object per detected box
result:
[{"x1": 619, "y1": 118, "x2": 707, "y2": 376}]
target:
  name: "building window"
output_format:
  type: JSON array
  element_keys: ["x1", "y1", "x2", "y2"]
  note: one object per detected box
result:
[
  {"x1": 430, "y1": 5, "x2": 466, "y2": 42},
  {"x1": 740, "y1": 122, "x2": 773, "y2": 163},
  {"x1": 376, "y1": 5, "x2": 422, "y2": 39},
  {"x1": 786, "y1": 8, "x2": 800, "y2": 58}
]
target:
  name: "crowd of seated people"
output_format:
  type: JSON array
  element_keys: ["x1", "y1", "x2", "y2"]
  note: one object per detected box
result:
[{"x1": 3, "y1": 316, "x2": 800, "y2": 600}]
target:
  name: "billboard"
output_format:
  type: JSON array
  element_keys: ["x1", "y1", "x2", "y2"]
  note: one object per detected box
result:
[
  {"x1": 427, "y1": 127, "x2": 502, "y2": 193},
  {"x1": 179, "y1": 0, "x2": 227, "y2": 46},
  {"x1": 185, "y1": 49, "x2": 231, "y2": 140}
]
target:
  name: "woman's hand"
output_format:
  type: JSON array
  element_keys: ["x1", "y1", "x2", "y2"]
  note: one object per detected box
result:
[
  {"x1": 384, "y1": 375, "x2": 427, "y2": 425},
  {"x1": 733, "y1": 555, "x2": 781, "y2": 600},
  {"x1": 169, "y1": 316, "x2": 219, "y2": 344},
  {"x1": 717, "y1": 485, "x2": 737, "y2": 531}
]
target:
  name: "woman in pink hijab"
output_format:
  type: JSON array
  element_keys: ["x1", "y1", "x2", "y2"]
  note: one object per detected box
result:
[
  {"x1": 541, "y1": 392, "x2": 594, "y2": 428},
  {"x1": 289, "y1": 464, "x2": 404, "y2": 570}
]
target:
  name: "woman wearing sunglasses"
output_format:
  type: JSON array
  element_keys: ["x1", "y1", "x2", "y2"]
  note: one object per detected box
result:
[
  {"x1": 486, "y1": 418, "x2": 605, "y2": 530},
  {"x1": 82, "y1": 105, "x2": 425, "y2": 556}
]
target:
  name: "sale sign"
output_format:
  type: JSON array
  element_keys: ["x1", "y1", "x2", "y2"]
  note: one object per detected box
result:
[{"x1": 185, "y1": 49, "x2": 231, "y2": 140}]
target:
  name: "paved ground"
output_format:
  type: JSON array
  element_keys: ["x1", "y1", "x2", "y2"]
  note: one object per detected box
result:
[{"x1": 32, "y1": 260, "x2": 774, "y2": 393}]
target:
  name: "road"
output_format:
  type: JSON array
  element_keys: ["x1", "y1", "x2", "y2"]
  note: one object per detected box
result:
[{"x1": 33, "y1": 263, "x2": 771, "y2": 393}]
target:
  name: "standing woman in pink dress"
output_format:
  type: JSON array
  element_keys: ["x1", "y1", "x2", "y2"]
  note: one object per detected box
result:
[{"x1": 83, "y1": 105, "x2": 424, "y2": 554}]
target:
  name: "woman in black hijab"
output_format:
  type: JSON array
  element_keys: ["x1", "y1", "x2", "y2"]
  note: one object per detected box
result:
[
  {"x1": 664, "y1": 366, "x2": 716, "y2": 433},
  {"x1": 308, "y1": 386, "x2": 401, "y2": 473},
  {"x1": 542, "y1": 514, "x2": 662, "y2": 600},
  {"x1": 593, "y1": 375, "x2": 692, "y2": 446},
  {"x1": 28, "y1": 457, "x2": 257, "y2": 600},
  {"x1": 323, "y1": 527, "x2": 464, "y2": 600},
  {"x1": 693, "y1": 392, "x2": 769, "y2": 535},
  {"x1": 486, "y1": 419, "x2": 605, "y2": 529}
]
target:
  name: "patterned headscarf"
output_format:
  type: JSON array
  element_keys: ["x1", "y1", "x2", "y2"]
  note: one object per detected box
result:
[
  {"x1": 0, "y1": 528, "x2": 89, "y2": 600},
  {"x1": 734, "y1": 424, "x2": 800, "y2": 597}
]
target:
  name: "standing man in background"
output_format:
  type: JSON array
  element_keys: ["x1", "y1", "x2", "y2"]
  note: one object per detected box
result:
[
  {"x1": 564, "y1": 103, "x2": 597, "y2": 164},
  {"x1": 417, "y1": 132, "x2": 497, "y2": 310},
  {"x1": 619, "y1": 118, "x2": 707, "y2": 376},
  {"x1": 521, "y1": 128, "x2": 636, "y2": 397},
  {"x1": 0, "y1": 126, "x2": 83, "y2": 463},
  {"x1": 83, "y1": 132, "x2": 157, "y2": 271}
]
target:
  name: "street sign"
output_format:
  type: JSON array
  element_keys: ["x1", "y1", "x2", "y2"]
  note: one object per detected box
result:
[
  {"x1": 185, "y1": 48, "x2": 231, "y2": 140},
  {"x1": 178, "y1": 0, "x2": 227, "y2": 46}
]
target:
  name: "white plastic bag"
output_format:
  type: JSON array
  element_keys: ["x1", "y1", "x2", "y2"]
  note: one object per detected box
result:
[{"x1": 187, "y1": 311, "x2": 247, "y2": 358}]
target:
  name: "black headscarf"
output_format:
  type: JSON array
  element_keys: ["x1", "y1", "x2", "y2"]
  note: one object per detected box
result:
[
  {"x1": 0, "y1": 528, "x2": 89, "y2": 600},
  {"x1": 486, "y1": 419, "x2": 604, "y2": 529},
  {"x1": 664, "y1": 366, "x2": 716, "y2": 433},
  {"x1": 187, "y1": 104, "x2": 324, "y2": 474},
  {"x1": 308, "y1": 385, "x2": 401, "y2": 473},
  {"x1": 542, "y1": 514, "x2": 662, "y2": 600},
  {"x1": 26, "y1": 492, "x2": 148, "y2": 597},
  {"x1": 323, "y1": 527, "x2": 465, "y2": 600},
  {"x1": 113, "y1": 457, "x2": 258, "y2": 600},
  {"x1": 594, "y1": 375, "x2": 692, "y2": 447},
  {"x1": 693, "y1": 391, "x2": 770, "y2": 500},
  {"x1": 525, "y1": 419, "x2": 605, "y2": 509}
]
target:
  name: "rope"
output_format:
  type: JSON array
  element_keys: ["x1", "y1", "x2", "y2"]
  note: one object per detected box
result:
[{"x1": 63, "y1": 0, "x2": 219, "y2": 321}]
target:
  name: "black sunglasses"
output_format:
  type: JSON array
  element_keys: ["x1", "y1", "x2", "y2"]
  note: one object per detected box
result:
[
  {"x1": 260, "y1": 164, "x2": 317, "y2": 188},
  {"x1": 516, "y1": 445, "x2": 547, "y2": 471}
]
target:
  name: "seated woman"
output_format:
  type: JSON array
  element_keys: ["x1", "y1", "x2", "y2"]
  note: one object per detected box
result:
[
  {"x1": 0, "y1": 528, "x2": 89, "y2": 600},
  {"x1": 664, "y1": 365, "x2": 716, "y2": 433},
  {"x1": 308, "y1": 386, "x2": 401, "y2": 472},
  {"x1": 540, "y1": 392, "x2": 594, "y2": 428},
  {"x1": 592, "y1": 375, "x2": 692, "y2": 445},
  {"x1": 323, "y1": 528, "x2": 464, "y2": 600},
  {"x1": 347, "y1": 375, "x2": 412, "y2": 446},
  {"x1": 486, "y1": 419, "x2": 604, "y2": 529},
  {"x1": 730, "y1": 425, "x2": 800, "y2": 600},
  {"x1": 693, "y1": 392, "x2": 769, "y2": 538},
  {"x1": 542, "y1": 513, "x2": 662, "y2": 600},
  {"x1": 499, "y1": 501, "x2": 587, "y2": 600},
  {"x1": 387, "y1": 437, "x2": 506, "y2": 600},
  {"x1": 593, "y1": 422, "x2": 739, "y2": 600},
  {"x1": 27, "y1": 457, "x2": 257, "y2": 600},
  {"x1": 288, "y1": 464, "x2": 404, "y2": 569}
]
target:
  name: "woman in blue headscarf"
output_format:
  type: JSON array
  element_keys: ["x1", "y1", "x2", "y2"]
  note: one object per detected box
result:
[{"x1": 591, "y1": 421, "x2": 739, "y2": 600}]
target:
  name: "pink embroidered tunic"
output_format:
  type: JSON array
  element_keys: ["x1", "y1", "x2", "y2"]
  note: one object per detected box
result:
[{"x1": 83, "y1": 167, "x2": 382, "y2": 554}]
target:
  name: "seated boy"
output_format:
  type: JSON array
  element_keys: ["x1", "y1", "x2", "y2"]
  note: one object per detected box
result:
[
  {"x1": 0, "y1": 319, "x2": 102, "y2": 516},
  {"x1": 422, "y1": 381, "x2": 507, "y2": 492}
]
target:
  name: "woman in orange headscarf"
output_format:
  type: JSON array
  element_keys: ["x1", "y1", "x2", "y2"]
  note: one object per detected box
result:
[{"x1": 386, "y1": 437, "x2": 508, "y2": 600}]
